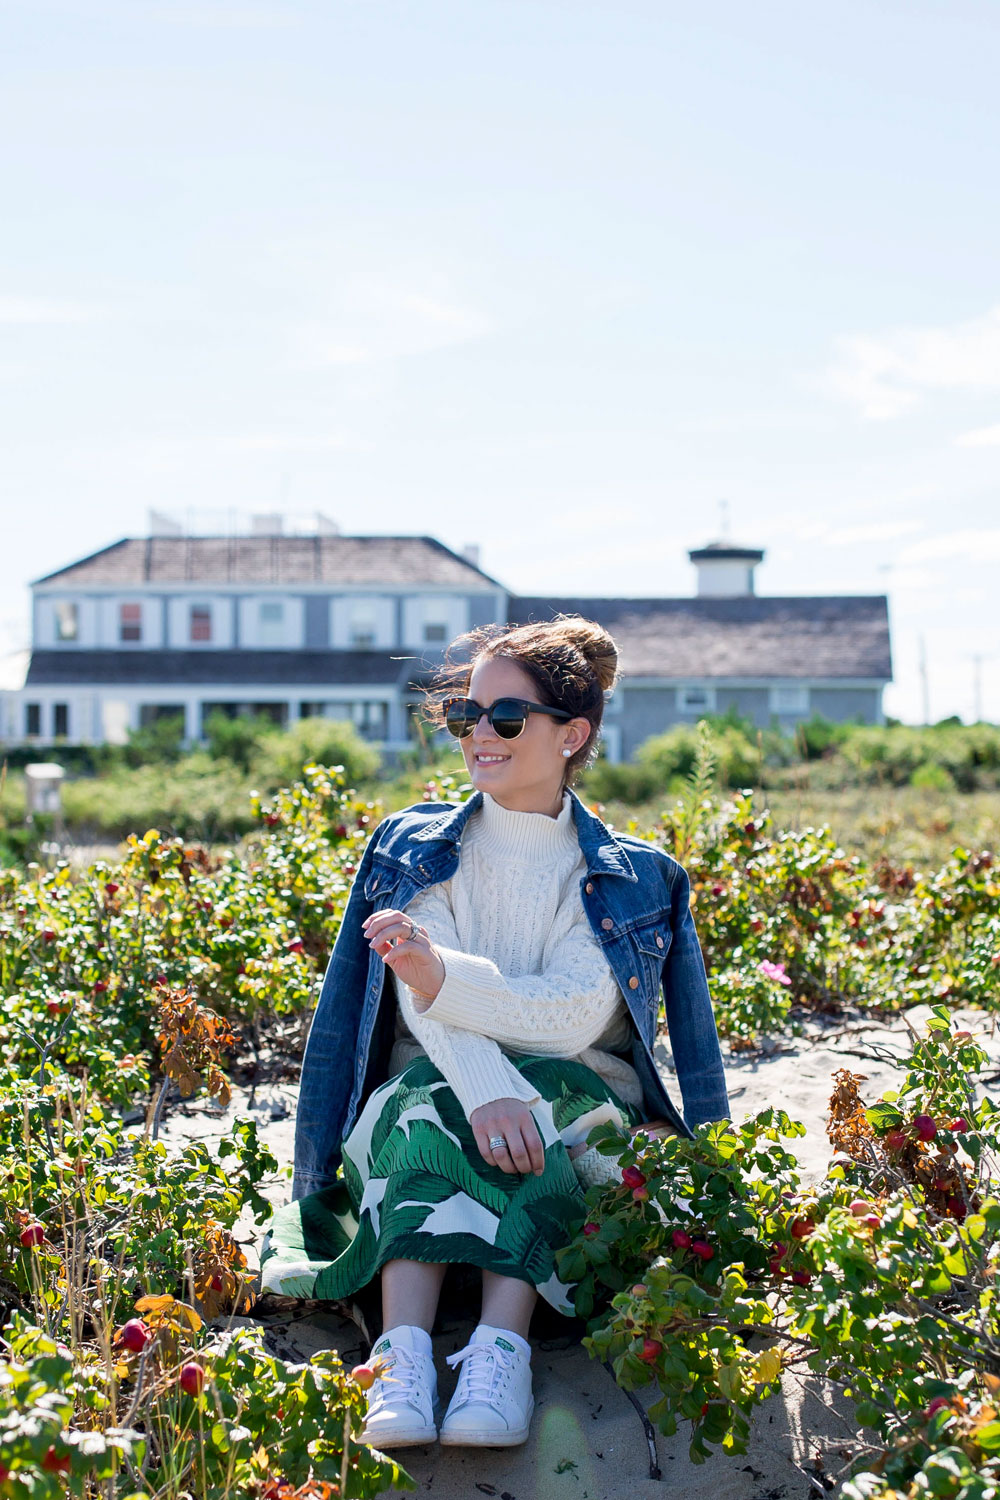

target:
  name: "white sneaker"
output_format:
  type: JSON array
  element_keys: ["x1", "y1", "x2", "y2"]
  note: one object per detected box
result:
[
  {"x1": 439, "y1": 1325, "x2": 534, "y2": 1447},
  {"x1": 360, "y1": 1325, "x2": 439, "y2": 1448}
]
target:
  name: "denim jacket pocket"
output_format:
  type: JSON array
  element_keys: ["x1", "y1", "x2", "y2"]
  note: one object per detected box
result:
[
  {"x1": 364, "y1": 857, "x2": 402, "y2": 905},
  {"x1": 628, "y1": 920, "x2": 672, "y2": 997}
]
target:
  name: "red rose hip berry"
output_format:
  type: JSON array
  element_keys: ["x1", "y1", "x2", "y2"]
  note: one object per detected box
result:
[
  {"x1": 118, "y1": 1319, "x2": 150, "y2": 1353},
  {"x1": 621, "y1": 1166, "x2": 646, "y2": 1190},
  {"x1": 179, "y1": 1362, "x2": 206, "y2": 1396}
]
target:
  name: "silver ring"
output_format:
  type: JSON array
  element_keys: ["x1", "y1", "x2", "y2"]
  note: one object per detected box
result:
[
  {"x1": 405, "y1": 917, "x2": 418, "y2": 941},
  {"x1": 488, "y1": 1135, "x2": 508, "y2": 1152}
]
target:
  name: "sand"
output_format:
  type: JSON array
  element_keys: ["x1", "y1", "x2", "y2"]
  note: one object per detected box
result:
[{"x1": 155, "y1": 1003, "x2": 1000, "y2": 1499}]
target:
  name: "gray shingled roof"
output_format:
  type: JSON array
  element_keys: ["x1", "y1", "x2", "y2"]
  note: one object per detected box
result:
[
  {"x1": 33, "y1": 536, "x2": 502, "y2": 589},
  {"x1": 25, "y1": 650, "x2": 429, "y2": 688},
  {"x1": 508, "y1": 596, "x2": 892, "y2": 679}
]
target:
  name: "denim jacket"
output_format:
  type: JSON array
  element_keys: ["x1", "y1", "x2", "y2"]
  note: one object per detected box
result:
[{"x1": 292, "y1": 788, "x2": 730, "y2": 1199}]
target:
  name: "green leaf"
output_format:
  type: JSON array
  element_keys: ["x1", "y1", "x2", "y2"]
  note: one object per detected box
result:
[{"x1": 973, "y1": 1420, "x2": 1000, "y2": 1454}]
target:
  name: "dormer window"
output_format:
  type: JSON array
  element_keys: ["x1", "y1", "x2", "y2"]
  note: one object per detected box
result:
[
  {"x1": 350, "y1": 607, "x2": 377, "y2": 648},
  {"x1": 119, "y1": 603, "x2": 142, "y2": 643},
  {"x1": 55, "y1": 601, "x2": 78, "y2": 641},
  {"x1": 189, "y1": 605, "x2": 212, "y2": 643},
  {"x1": 259, "y1": 601, "x2": 284, "y2": 645}
]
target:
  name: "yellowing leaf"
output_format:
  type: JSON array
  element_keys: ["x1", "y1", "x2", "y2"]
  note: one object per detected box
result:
[
  {"x1": 754, "y1": 1348, "x2": 783, "y2": 1384},
  {"x1": 134, "y1": 1294, "x2": 177, "y2": 1316}
]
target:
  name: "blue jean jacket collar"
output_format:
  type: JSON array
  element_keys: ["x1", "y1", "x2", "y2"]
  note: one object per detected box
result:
[{"x1": 409, "y1": 786, "x2": 639, "y2": 882}]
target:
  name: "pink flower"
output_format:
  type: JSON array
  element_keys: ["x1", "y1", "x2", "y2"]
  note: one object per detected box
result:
[{"x1": 759, "y1": 960, "x2": 792, "y2": 987}]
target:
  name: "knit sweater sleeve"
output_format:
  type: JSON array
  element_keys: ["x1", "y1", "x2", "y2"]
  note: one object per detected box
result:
[
  {"x1": 422, "y1": 907, "x2": 626, "y2": 1056},
  {"x1": 393, "y1": 882, "x2": 542, "y2": 1120}
]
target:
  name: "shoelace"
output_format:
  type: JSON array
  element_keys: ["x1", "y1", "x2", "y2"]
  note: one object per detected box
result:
[
  {"x1": 445, "y1": 1341, "x2": 517, "y2": 1407},
  {"x1": 367, "y1": 1346, "x2": 429, "y2": 1414}
]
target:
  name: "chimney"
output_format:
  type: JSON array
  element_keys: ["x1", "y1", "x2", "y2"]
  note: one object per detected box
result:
[
  {"x1": 688, "y1": 541, "x2": 765, "y2": 598},
  {"x1": 462, "y1": 543, "x2": 481, "y2": 569}
]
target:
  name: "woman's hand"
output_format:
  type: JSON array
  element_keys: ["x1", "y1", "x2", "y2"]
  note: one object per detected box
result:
[
  {"x1": 362, "y1": 909, "x2": 446, "y2": 1006},
  {"x1": 469, "y1": 1099, "x2": 545, "y2": 1176}
]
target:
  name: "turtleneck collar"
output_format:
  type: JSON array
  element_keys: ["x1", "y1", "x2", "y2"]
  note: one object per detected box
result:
[{"x1": 471, "y1": 789, "x2": 579, "y2": 864}]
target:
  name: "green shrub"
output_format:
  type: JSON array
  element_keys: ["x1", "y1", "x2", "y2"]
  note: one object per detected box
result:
[
  {"x1": 122, "y1": 712, "x2": 187, "y2": 767},
  {"x1": 910, "y1": 760, "x2": 957, "y2": 792},
  {"x1": 203, "y1": 710, "x2": 277, "y2": 770},
  {"x1": 252, "y1": 717, "x2": 380, "y2": 790},
  {"x1": 60, "y1": 754, "x2": 257, "y2": 840}
]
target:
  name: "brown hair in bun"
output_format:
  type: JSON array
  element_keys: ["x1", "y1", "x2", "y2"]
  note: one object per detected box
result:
[{"x1": 424, "y1": 613, "x2": 619, "y2": 783}]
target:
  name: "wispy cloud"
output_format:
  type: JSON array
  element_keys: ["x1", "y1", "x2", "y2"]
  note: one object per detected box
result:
[
  {"x1": 0, "y1": 296, "x2": 103, "y2": 325},
  {"x1": 899, "y1": 527, "x2": 1000, "y2": 566},
  {"x1": 828, "y1": 305, "x2": 1000, "y2": 420},
  {"x1": 289, "y1": 276, "x2": 492, "y2": 368},
  {"x1": 782, "y1": 518, "x2": 926, "y2": 547},
  {"x1": 955, "y1": 421, "x2": 1000, "y2": 447}
]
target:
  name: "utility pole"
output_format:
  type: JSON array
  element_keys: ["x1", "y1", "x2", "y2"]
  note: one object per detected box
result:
[
  {"x1": 965, "y1": 652, "x2": 998, "y2": 724},
  {"x1": 918, "y1": 634, "x2": 930, "y2": 725},
  {"x1": 969, "y1": 652, "x2": 983, "y2": 724}
]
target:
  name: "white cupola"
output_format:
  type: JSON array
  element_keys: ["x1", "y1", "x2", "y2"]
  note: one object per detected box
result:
[{"x1": 688, "y1": 541, "x2": 765, "y2": 598}]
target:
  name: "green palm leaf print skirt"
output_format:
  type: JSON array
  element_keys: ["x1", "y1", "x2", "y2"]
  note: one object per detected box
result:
[{"x1": 259, "y1": 1055, "x2": 641, "y2": 1316}]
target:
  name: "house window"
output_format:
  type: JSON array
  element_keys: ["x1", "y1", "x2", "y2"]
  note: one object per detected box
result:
[
  {"x1": 55, "y1": 601, "x2": 78, "y2": 641},
  {"x1": 677, "y1": 685, "x2": 715, "y2": 712},
  {"x1": 25, "y1": 703, "x2": 41, "y2": 737},
  {"x1": 258, "y1": 601, "x2": 284, "y2": 645},
  {"x1": 119, "y1": 602, "x2": 142, "y2": 642},
  {"x1": 423, "y1": 622, "x2": 447, "y2": 644},
  {"x1": 53, "y1": 703, "x2": 69, "y2": 738},
  {"x1": 350, "y1": 609, "x2": 377, "y2": 648},
  {"x1": 353, "y1": 701, "x2": 388, "y2": 740},
  {"x1": 771, "y1": 684, "x2": 809, "y2": 714},
  {"x1": 300, "y1": 701, "x2": 388, "y2": 739},
  {"x1": 140, "y1": 704, "x2": 186, "y2": 728},
  {"x1": 189, "y1": 605, "x2": 212, "y2": 643}
]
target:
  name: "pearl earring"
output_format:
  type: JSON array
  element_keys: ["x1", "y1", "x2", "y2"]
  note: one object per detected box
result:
[{"x1": 562, "y1": 748, "x2": 572, "y2": 758}]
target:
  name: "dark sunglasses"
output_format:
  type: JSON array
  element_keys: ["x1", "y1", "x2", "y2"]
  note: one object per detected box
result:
[{"x1": 442, "y1": 695, "x2": 573, "y2": 740}]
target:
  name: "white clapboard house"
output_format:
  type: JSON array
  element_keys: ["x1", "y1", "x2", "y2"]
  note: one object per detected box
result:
[{"x1": 1, "y1": 530, "x2": 891, "y2": 762}]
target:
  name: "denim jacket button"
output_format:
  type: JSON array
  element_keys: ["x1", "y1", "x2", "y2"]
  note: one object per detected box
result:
[
  {"x1": 628, "y1": 976, "x2": 639, "y2": 989},
  {"x1": 656, "y1": 934, "x2": 664, "y2": 948},
  {"x1": 601, "y1": 917, "x2": 613, "y2": 930},
  {"x1": 585, "y1": 882, "x2": 594, "y2": 894}
]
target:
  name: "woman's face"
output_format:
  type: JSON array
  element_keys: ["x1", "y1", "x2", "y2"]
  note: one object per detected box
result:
[{"x1": 459, "y1": 655, "x2": 591, "y2": 814}]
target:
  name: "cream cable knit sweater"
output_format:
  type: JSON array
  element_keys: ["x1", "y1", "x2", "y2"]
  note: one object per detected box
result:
[{"x1": 389, "y1": 791, "x2": 642, "y2": 1135}]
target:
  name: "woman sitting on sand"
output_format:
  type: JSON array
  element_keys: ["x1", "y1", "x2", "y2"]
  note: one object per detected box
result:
[{"x1": 260, "y1": 615, "x2": 730, "y2": 1450}]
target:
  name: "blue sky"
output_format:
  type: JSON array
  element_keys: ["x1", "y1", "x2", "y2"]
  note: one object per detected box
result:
[{"x1": 3, "y1": 0, "x2": 999, "y2": 723}]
